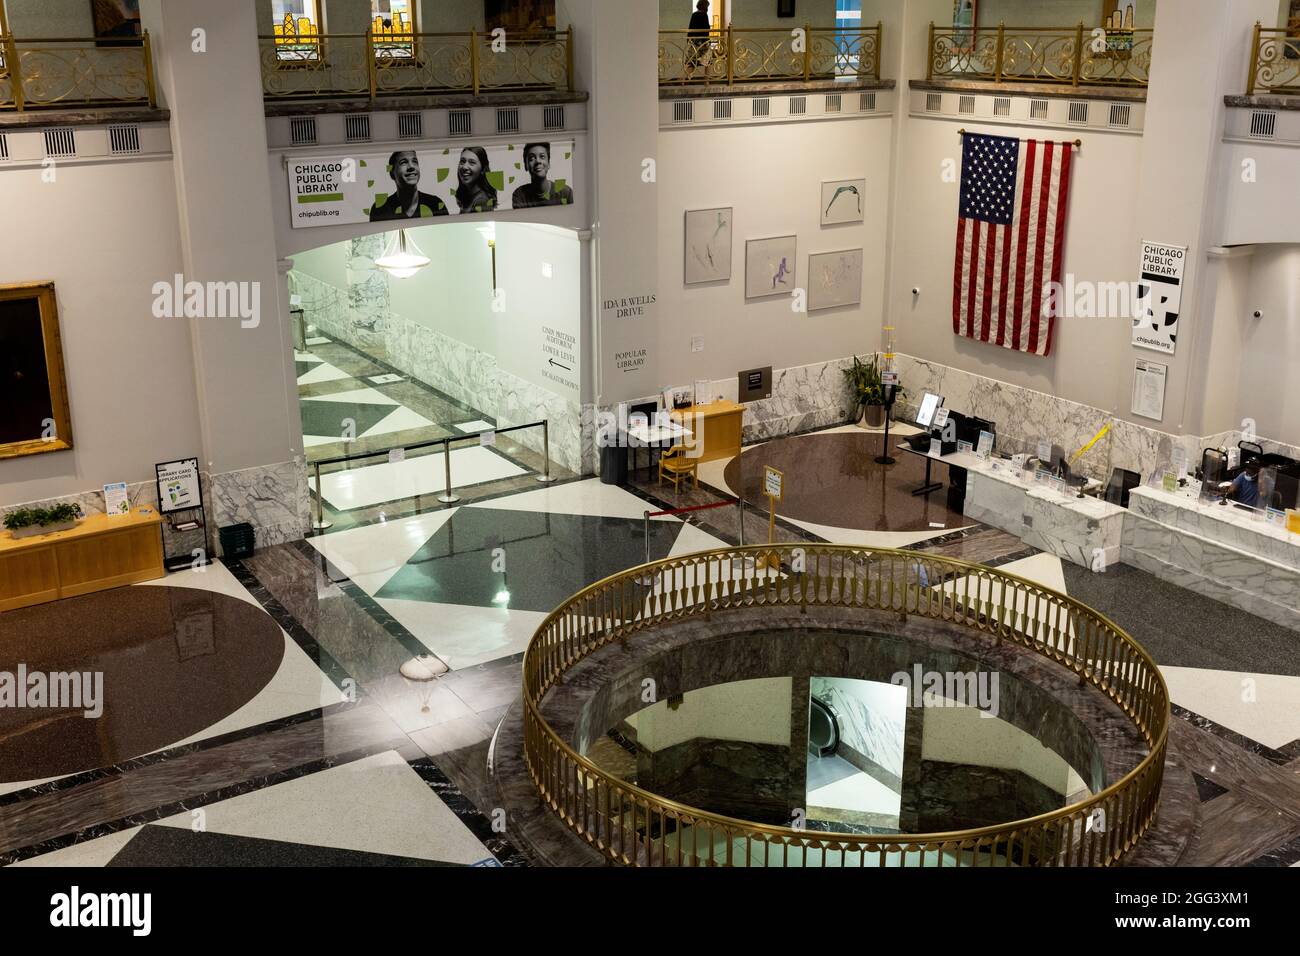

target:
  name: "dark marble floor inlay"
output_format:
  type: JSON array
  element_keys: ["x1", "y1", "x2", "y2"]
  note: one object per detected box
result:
[
  {"x1": 722, "y1": 431, "x2": 967, "y2": 532},
  {"x1": 1192, "y1": 771, "x2": 1230, "y2": 803},
  {"x1": 0, "y1": 586, "x2": 284, "y2": 782},
  {"x1": 105, "y1": 824, "x2": 456, "y2": 867}
]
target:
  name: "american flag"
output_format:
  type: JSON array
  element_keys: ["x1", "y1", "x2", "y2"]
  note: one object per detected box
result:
[{"x1": 953, "y1": 133, "x2": 1074, "y2": 356}]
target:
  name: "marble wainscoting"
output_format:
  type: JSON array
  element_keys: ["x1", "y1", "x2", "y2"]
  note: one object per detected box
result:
[
  {"x1": 495, "y1": 368, "x2": 584, "y2": 474},
  {"x1": 889, "y1": 354, "x2": 1201, "y2": 482},
  {"x1": 739, "y1": 356, "x2": 859, "y2": 442},
  {"x1": 1201, "y1": 428, "x2": 1300, "y2": 464},
  {"x1": 1121, "y1": 486, "x2": 1300, "y2": 631},
  {"x1": 6, "y1": 480, "x2": 159, "y2": 520},
  {"x1": 384, "y1": 312, "x2": 501, "y2": 418},
  {"x1": 291, "y1": 270, "x2": 365, "y2": 355},
  {"x1": 211, "y1": 459, "x2": 311, "y2": 552}
]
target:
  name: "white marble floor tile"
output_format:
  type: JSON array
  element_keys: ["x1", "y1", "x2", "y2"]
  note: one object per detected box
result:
[
  {"x1": 10, "y1": 828, "x2": 143, "y2": 868},
  {"x1": 294, "y1": 350, "x2": 321, "y2": 363},
  {"x1": 297, "y1": 362, "x2": 351, "y2": 386},
  {"x1": 368, "y1": 374, "x2": 404, "y2": 385},
  {"x1": 455, "y1": 419, "x2": 496, "y2": 433},
  {"x1": 305, "y1": 337, "x2": 331, "y2": 347},
  {"x1": 377, "y1": 598, "x2": 549, "y2": 670},
  {"x1": 783, "y1": 515, "x2": 971, "y2": 549},
  {"x1": 307, "y1": 509, "x2": 455, "y2": 596},
  {"x1": 359, "y1": 405, "x2": 436, "y2": 439},
  {"x1": 311, "y1": 447, "x2": 526, "y2": 511},
  {"x1": 153, "y1": 750, "x2": 493, "y2": 865},
  {"x1": 668, "y1": 522, "x2": 730, "y2": 557},
  {"x1": 807, "y1": 754, "x2": 901, "y2": 816},
  {"x1": 301, "y1": 387, "x2": 399, "y2": 406},
  {"x1": 469, "y1": 477, "x2": 677, "y2": 521},
  {"x1": 1160, "y1": 666, "x2": 1300, "y2": 750}
]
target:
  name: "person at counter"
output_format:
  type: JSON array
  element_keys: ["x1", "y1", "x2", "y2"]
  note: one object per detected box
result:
[{"x1": 1219, "y1": 459, "x2": 1262, "y2": 508}]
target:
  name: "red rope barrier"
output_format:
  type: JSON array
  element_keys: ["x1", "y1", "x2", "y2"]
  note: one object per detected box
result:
[{"x1": 646, "y1": 500, "x2": 735, "y2": 519}]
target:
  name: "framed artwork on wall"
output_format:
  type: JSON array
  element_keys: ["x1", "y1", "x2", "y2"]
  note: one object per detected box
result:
[
  {"x1": 745, "y1": 236, "x2": 797, "y2": 300},
  {"x1": 821, "y1": 178, "x2": 865, "y2": 226},
  {"x1": 0, "y1": 282, "x2": 74, "y2": 460},
  {"x1": 808, "y1": 248, "x2": 864, "y2": 312},
  {"x1": 684, "y1": 207, "x2": 733, "y2": 284}
]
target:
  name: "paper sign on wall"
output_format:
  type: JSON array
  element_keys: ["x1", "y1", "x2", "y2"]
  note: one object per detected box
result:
[
  {"x1": 1132, "y1": 241, "x2": 1187, "y2": 355},
  {"x1": 155, "y1": 458, "x2": 201, "y2": 514},
  {"x1": 1131, "y1": 359, "x2": 1168, "y2": 421}
]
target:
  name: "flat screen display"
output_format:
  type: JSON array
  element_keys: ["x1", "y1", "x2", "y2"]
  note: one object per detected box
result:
[{"x1": 916, "y1": 392, "x2": 942, "y2": 429}]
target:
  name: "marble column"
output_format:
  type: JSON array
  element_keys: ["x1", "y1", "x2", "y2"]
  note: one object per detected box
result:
[
  {"x1": 897, "y1": 704, "x2": 925, "y2": 832},
  {"x1": 347, "y1": 233, "x2": 391, "y2": 354}
]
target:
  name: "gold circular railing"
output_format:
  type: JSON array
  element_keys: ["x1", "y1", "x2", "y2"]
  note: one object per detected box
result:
[{"x1": 523, "y1": 545, "x2": 1169, "y2": 867}]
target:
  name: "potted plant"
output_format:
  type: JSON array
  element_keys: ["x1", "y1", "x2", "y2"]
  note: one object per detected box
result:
[
  {"x1": 842, "y1": 355, "x2": 905, "y2": 428},
  {"x1": 3, "y1": 503, "x2": 84, "y2": 539}
]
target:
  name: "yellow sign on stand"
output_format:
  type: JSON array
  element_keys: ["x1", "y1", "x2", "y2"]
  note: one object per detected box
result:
[{"x1": 760, "y1": 466, "x2": 784, "y2": 570}]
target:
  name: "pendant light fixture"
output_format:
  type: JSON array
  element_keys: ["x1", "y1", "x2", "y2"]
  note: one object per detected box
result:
[{"x1": 375, "y1": 229, "x2": 430, "y2": 279}]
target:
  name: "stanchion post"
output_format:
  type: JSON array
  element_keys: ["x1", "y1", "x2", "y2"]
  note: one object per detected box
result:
[
  {"x1": 312, "y1": 461, "x2": 332, "y2": 531},
  {"x1": 536, "y1": 419, "x2": 558, "y2": 483},
  {"x1": 438, "y1": 438, "x2": 461, "y2": 504},
  {"x1": 635, "y1": 510, "x2": 656, "y2": 586}
]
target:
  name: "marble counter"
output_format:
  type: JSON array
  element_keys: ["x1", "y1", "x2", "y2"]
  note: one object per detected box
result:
[
  {"x1": 944, "y1": 451, "x2": 1125, "y2": 572},
  {"x1": 1122, "y1": 485, "x2": 1300, "y2": 631}
]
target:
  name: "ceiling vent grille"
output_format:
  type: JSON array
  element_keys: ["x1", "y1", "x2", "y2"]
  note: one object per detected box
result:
[
  {"x1": 993, "y1": 96, "x2": 1011, "y2": 117},
  {"x1": 824, "y1": 93, "x2": 841, "y2": 113},
  {"x1": 1067, "y1": 101, "x2": 1089, "y2": 125},
  {"x1": 397, "y1": 111, "x2": 423, "y2": 139},
  {"x1": 543, "y1": 104, "x2": 566, "y2": 130},
  {"x1": 448, "y1": 109, "x2": 472, "y2": 136},
  {"x1": 1107, "y1": 102, "x2": 1131, "y2": 128},
  {"x1": 672, "y1": 99, "x2": 694, "y2": 124},
  {"x1": 108, "y1": 124, "x2": 141, "y2": 154},
  {"x1": 789, "y1": 95, "x2": 807, "y2": 115},
  {"x1": 752, "y1": 97, "x2": 770, "y2": 117},
  {"x1": 1249, "y1": 110, "x2": 1277, "y2": 139},
  {"x1": 44, "y1": 127, "x2": 76, "y2": 157},
  {"x1": 1030, "y1": 98, "x2": 1049, "y2": 119},
  {"x1": 496, "y1": 107, "x2": 520, "y2": 133},
  {"x1": 344, "y1": 114, "x2": 371, "y2": 142},
  {"x1": 925, "y1": 92, "x2": 942, "y2": 112},
  {"x1": 713, "y1": 99, "x2": 732, "y2": 120},
  {"x1": 859, "y1": 91, "x2": 876, "y2": 111},
  {"x1": 289, "y1": 116, "x2": 317, "y2": 145}
]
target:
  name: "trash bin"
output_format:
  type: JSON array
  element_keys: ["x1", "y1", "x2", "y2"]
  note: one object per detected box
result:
[
  {"x1": 600, "y1": 443, "x2": 628, "y2": 486},
  {"x1": 218, "y1": 522, "x2": 256, "y2": 559}
]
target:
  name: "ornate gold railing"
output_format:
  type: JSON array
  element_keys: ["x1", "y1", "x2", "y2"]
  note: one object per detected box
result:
[
  {"x1": 0, "y1": 33, "x2": 156, "y2": 111},
  {"x1": 259, "y1": 28, "x2": 573, "y2": 101},
  {"x1": 1247, "y1": 22, "x2": 1300, "y2": 94},
  {"x1": 927, "y1": 22, "x2": 1153, "y2": 87},
  {"x1": 658, "y1": 24, "x2": 881, "y2": 87},
  {"x1": 523, "y1": 544, "x2": 1169, "y2": 867}
]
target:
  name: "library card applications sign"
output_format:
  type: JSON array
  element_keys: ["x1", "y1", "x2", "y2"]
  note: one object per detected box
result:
[
  {"x1": 156, "y1": 458, "x2": 201, "y2": 514},
  {"x1": 287, "y1": 142, "x2": 577, "y2": 229},
  {"x1": 1132, "y1": 241, "x2": 1186, "y2": 355}
]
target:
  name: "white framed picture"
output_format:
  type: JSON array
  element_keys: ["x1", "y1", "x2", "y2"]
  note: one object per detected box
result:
[
  {"x1": 808, "y1": 248, "x2": 864, "y2": 311},
  {"x1": 821, "y1": 178, "x2": 865, "y2": 226},
  {"x1": 684, "y1": 207, "x2": 733, "y2": 284},
  {"x1": 745, "y1": 235, "x2": 797, "y2": 299}
]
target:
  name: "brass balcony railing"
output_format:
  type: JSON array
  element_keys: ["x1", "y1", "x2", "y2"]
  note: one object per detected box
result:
[
  {"x1": 658, "y1": 24, "x2": 881, "y2": 87},
  {"x1": 0, "y1": 33, "x2": 156, "y2": 111},
  {"x1": 524, "y1": 544, "x2": 1169, "y2": 867},
  {"x1": 927, "y1": 22, "x2": 1153, "y2": 87},
  {"x1": 259, "y1": 28, "x2": 573, "y2": 101},
  {"x1": 1247, "y1": 22, "x2": 1300, "y2": 94}
]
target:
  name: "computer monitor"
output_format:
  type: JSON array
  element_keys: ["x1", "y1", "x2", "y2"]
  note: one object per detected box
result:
[{"x1": 916, "y1": 392, "x2": 943, "y2": 429}]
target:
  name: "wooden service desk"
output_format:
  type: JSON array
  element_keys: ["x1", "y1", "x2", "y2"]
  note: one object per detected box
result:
[
  {"x1": 670, "y1": 399, "x2": 745, "y2": 463},
  {"x1": 0, "y1": 507, "x2": 165, "y2": 612}
]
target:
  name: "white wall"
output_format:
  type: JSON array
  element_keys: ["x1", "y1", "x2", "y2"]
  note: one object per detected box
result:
[
  {"x1": 657, "y1": 116, "x2": 893, "y2": 386},
  {"x1": 5, "y1": 0, "x2": 94, "y2": 36},
  {"x1": 888, "y1": 117, "x2": 1144, "y2": 417},
  {"x1": 627, "y1": 677, "x2": 792, "y2": 750},
  {"x1": 0, "y1": 159, "x2": 204, "y2": 507},
  {"x1": 976, "y1": 0, "x2": 1156, "y2": 29},
  {"x1": 922, "y1": 706, "x2": 1080, "y2": 794},
  {"x1": 1236, "y1": 244, "x2": 1300, "y2": 442},
  {"x1": 659, "y1": 0, "x2": 838, "y2": 29}
]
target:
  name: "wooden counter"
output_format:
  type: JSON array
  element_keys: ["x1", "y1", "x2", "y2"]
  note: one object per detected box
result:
[
  {"x1": 670, "y1": 399, "x2": 745, "y2": 463},
  {"x1": 0, "y1": 507, "x2": 165, "y2": 612}
]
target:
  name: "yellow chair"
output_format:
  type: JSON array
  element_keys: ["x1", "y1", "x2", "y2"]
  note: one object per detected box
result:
[{"x1": 658, "y1": 444, "x2": 698, "y2": 493}]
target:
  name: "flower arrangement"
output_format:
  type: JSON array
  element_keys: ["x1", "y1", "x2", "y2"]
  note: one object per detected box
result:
[{"x1": 842, "y1": 355, "x2": 906, "y2": 425}]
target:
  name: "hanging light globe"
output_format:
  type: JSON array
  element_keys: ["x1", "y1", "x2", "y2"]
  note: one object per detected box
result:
[{"x1": 375, "y1": 229, "x2": 430, "y2": 279}]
